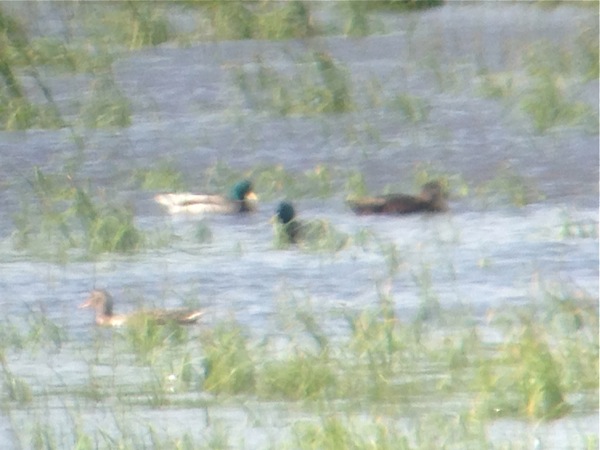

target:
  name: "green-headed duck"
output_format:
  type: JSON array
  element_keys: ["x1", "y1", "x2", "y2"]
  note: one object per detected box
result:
[{"x1": 155, "y1": 180, "x2": 258, "y2": 215}]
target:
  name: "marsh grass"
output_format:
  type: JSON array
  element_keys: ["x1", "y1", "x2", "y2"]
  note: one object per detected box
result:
[
  {"x1": 203, "y1": 162, "x2": 337, "y2": 201},
  {"x1": 201, "y1": 322, "x2": 256, "y2": 395},
  {"x1": 2, "y1": 278, "x2": 598, "y2": 447},
  {"x1": 232, "y1": 51, "x2": 353, "y2": 116},
  {"x1": 344, "y1": 170, "x2": 369, "y2": 199},
  {"x1": 558, "y1": 212, "x2": 599, "y2": 239},
  {"x1": 476, "y1": 164, "x2": 543, "y2": 208},
  {"x1": 473, "y1": 319, "x2": 570, "y2": 420},
  {"x1": 520, "y1": 71, "x2": 593, "y2": 133},
  {"x1": 133, "y1": 162, "x2": 186, "y2": 192},
  {"x1": 0, "y1": 97, "x2": 64, "y2": 130},
  {"x1": 123, "y1": 316, "x2": 188, "y2": 364},
  {"x1": 13, "y1": 168, "x2": 144, "y2": 259},
  {"x1": 25, "y1": 38, "x2": 114, "y2": 74},
  {"x1": 479, "y1": 37, "x2": 598, "y2": 134},
  {"x1": 292, "y1": 416, "x2": 410, "y2": 450},
  {"x1": 254, "y1": 164, "x2": 335, "y2": 200},
  {"x1": 340, "y1": 1, "x2": 372, "y2": 38},
  {"x1": 199, "y1": 0, "x2": 315, "y2": 41},
  {"x1": 388, "y1": 93, "x2": 430, "y2": 123},
  {"x1": 1, "y1": 355, "x2": 33, "y2": 404},
  {"x1": 575, "y1": 25, "x2": 599, "y2": 81},
  {"x1": 79, "y1": 74, "x2": 132, "y2": 128},
  {"x1": 364, "y1": 0, "x2": 444, "y2": 11},
  {"x1": 473, "y1": 31, "x2": 600, "y2": 136},
  {"x1": 78, "y1": 3, "x2": 170, "y2": 50},
  {"x1": 259, "y1": 350, "x2": 336, "y2": 401}
]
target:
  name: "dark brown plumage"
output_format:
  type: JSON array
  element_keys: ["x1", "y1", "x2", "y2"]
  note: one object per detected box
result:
[{"x1": 347, "y1": 181, "x2": 448, "y2": 215}]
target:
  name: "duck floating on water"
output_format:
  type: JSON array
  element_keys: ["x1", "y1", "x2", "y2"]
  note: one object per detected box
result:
[
  {"x1": 274, "y1": 201, "x2": 303, "y2": 244},
  {"x1": 347, "y1": 181, "x2": 447, "y2": 215},
  {"x1": 79, "y1": 289, "x2": 204, "y2": 327},
  {"x1": 154, "y1": 180, "x2": 258, "y2": 215},
  {"x1": 274, "y1": 201, "x2": 349, "y2": 251}
]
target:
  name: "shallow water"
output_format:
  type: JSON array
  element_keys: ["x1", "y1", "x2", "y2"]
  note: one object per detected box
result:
[{"x1": 0, "y1": 2, "x2": 598, "y2": 448}]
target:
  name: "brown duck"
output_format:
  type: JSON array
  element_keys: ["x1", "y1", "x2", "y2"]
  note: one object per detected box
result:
[
  {"x1": 79, "y1": 289, "x2": 205, "y2": 327},
  {"x1": 347, "y1": 181, "x2": 448, "y2": 215}
]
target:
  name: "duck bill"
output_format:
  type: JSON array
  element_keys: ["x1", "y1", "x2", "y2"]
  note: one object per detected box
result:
[
  {"x1": 78, "y1": 298, "x2": 93, "y2": 309},
  {"x1": 246, "y1": 191, "x2": 258, "y2": 201}
]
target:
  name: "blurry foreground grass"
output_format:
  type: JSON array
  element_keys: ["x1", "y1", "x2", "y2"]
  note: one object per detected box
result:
[{"x1": 0, "y1": 279, "x2": 597, "y2": 448}]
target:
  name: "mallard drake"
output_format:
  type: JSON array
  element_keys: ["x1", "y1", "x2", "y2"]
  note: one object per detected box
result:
[
  {"x1": 274, "y1": 201, "x2": 349, "y2": 251},
  {"x1": 274, "y1": 201, "x2": 303, "y2": 244},
  {"x1": 154, "y1": 180, "x2": 258, "y2": 215},
  {"x1": 347, "y1": 181, "x2": 448, "y2": 215},
  {"x1": 79, "y1": 289, "x2": 204, "y2": 327}
]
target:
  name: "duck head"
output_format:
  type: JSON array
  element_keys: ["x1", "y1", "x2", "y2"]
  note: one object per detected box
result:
[
  {"x1": 79, "y1": 289, "x2": 113, "y2": 317},
  {"x1": 276, "y1": 201, "x2": 296, "y2": 224},
  {"x1": 420, "y1": 181, "x2": 448, "y2": 210},
  {"x1": 229, "y1": 180, "x2": 257, "y2": 202}
]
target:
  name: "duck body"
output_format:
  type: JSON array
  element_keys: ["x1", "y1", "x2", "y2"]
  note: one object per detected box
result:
[
  {"x1": 155, "y1": 180, "x2": 257, "y2": 215},
  {"x1": 79, "y1": 289, "x2": 204, "y2": 327},
  {"x1": 347, "y1": 181, "x2": 447, "y2": 215}
]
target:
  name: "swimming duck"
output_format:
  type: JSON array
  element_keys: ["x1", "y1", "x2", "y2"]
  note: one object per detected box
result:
[
  {"x1": 274, "y1": 201, "x2": 303, "y2": 244},
  {"x1": 346, "y1": 181, "x2": 448, "y2": 215},
  {"x1": 154, "y1": 180, "x2": 258, "y2": 215},
  {"x1": 79, "y1": 289, "x2": 204, "y2": 327},
  {"x1": 273, "y1": 201, "x2": 349, "y2": 251}
]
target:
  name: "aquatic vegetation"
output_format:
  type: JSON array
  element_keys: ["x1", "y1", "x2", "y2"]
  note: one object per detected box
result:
[
  {"x1": 474, "y1": 320, "x2": 570, "y2": 420},
  {"x1": 125, "y1": 316, "x2": 189, "y2": 364},
  {"x1": 79, "y1": 74, "x2": 132, "y2": 128},
  {"x1": 0, "y1": 8, "x2": 66, "y2": 130},
  {"x1": 232, "y1": 51, "x2": 354, "y2": 116},
  {"x1": 520, "y1": 71, "x2": 594, "y2": 133},
  {"x1": 476, "y1": 164, "x2": 543, "y2": 208},
  {"x1": 344, "y1": 170, "x2": 369, "y2": 199},
  {"x1": 575, "y1": 25, "x2": 599, "y2": 81},
  {"x1": 1, "y1": 356, "x2": 33, "y2": 404},
  {"x1": 388, "y1": 93, "x2": 430, "y2": 123},
  {"x1": 1, "y1": 277, "x2": 597, "y2": 447},
  {"x1": 558, "y1": 212, "x2": 598, "y2": 239},
  {"x1": 201, "y1": 162, "x2": 337, "y2": 201},
  {"x1": 195, "y1": 221, "x2": 213, "y2": 244},
  {"x1": 133, "y1": 162, "x2": 186, "y2": 192},
  {"x1": 78, "y1": 2, "x2": 170, "y2": 50},
  {"x1": 477, "y1": 71, "x2": 516, "y2": 100},
  {"x1": 196, "y1": 0, "x2": 315, "y2": 41},
  {"x1": 12, "y1": 168, "x2": 144, "y2": 259},
  {"x1": 364, "y1": 0, "x2": 444, "y2": 11},
  {"x1": 259, "y1": 351, "x2": 336, "y2": 400},
  {"x1": 0, "y1": 97, "x2": 64, "y2": 131},
  {"x1": 24, "y1": 38, "x2": 114, "y2": 74},
  {"x1": 340, "y1": 1, "x2": 372, "y2": 38},
  {"x1": 478, "y1": 38, "x2": 598, "y2": 134},
  {"x1": 0, "y1": 2, "x2": 596, "y2": 448},
  {"x1": 200, "y1": 322, "x2": 256, "y2": 395}
]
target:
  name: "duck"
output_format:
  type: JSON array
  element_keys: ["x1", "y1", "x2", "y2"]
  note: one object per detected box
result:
[
  {"x1": 79, "y1": 289, "x2": 205, "y2": 327},
  {"x1": 346, "y1": 181, "x2": 448, "y2": 215},
  {"x1": 274, "y1": 201, "x2": 303, "y2": 244},
  {"x1": 154, "y1": 180, "x2": 258, "y2": 215},
  {"x1": 273, "y1": 201, "x2": 349, "y2": 251}
]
